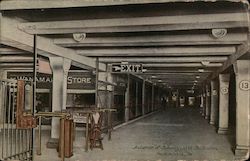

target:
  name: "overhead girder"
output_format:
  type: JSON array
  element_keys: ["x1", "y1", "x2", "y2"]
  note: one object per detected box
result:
[
  {"x1": 17, "y1": 13, "x2": 248, "y2": 34},
  {"x1": 54, "y1": 33, "x2": 247, "y2": 47}
]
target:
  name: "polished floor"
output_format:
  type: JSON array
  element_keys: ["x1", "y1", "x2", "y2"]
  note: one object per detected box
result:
[{"x1": 35, "y1": 107, "x2": 236, "y2": 161}]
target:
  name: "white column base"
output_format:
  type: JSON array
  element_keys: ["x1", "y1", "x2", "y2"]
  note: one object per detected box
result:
[
  {"x1": 235, "y1": 146, "x2": 250, "y2": 160},
  {"x1": 217, "y1": 127, "x2": 228, "y2": 134}
]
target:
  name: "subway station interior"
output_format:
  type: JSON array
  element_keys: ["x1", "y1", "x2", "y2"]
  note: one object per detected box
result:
[{"x1": 0, "y1": 0, "x2": 250, "y2": 161}]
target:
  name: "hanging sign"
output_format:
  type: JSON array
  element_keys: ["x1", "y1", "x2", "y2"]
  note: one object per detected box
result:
[{"x1": 112, "y1": 63, "x2": 143, "y2": 73}]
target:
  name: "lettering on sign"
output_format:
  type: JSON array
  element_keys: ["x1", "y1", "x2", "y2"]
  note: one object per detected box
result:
[
  {"x1": 7, "y1": 71, "x2": 95, "y2": 90},
  {"x1": 239, "y1": 80, "x2": 250, "y2": 91},
  {"x1": 220, "y1": 87, "x2": 229, "y2": 94},
  {"x1": 67, "y1": 77, "x2": 92, "y2": 84},
  {"x1": 112, "y1": 64, "x2": 143, "y2": 73}
]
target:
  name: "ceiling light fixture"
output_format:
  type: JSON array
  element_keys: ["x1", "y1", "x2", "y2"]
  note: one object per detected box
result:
[
  {"x1": 212, "y1": 28, "x2": 227, "y2": 39},
  {"x1": 73, "y1": 33, "x2": 86, "y2": 42},
  {"x1": 198, "y1": 68, "x2": 205, "y2": 73},
  {"x1": 201, "y1": 61, "x2": 210, "y2": 66}
]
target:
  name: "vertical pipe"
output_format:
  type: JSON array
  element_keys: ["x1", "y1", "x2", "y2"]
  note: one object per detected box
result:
[
  {"x1": 60, "y1": 118, "x2": 65, "y2": 161},
  {"x1": 32, "y1": 34, "x2": 37, "y2": 161},
  {"x1": 7, "y1": 84, "x2": 12, "y2": 158},
  {"x1": 1, "y1": 82, "x2": 4, "y2": 159},
  {"x1": 85, "y1": 114, "x2": 89, "y2": 152},
  {"x1": 25, "y1": 129, "x2": 29, "y2": 159},
  {"x1": 108, "y1": 111, "x2": 112, "y2": 141},
  {"x1": 95, "y1": 57, "x2": 99, "y2": 108},
  {"x1": 20, "y1": 129, "x2": 23, "y2": 160},
  {"x1": 11, "y1": 84, "x2": 15, "y2": 158},
  {"x1": 37, "y1": 116, "x2": 42, "y2": 155}
]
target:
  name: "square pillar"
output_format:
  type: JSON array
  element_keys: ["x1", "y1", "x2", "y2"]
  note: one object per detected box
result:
[
  {"x1": 233, "y1": 60, "x2": 250, "y2": 159},
  {"x1": 210, "y1": 79, "x2": 219, "y2": 125},
  {"x1": 142, "y1": 80, "x2": 145, "y2": 115},
  {"x1": 205, "y1": 84, "x2": 211, "y2": 120},
  {"x1": 200, "y1": 94, "x2": 204, "y2": 114},
  {"x1": 49, "y1": 57, "x2": 71, "y2": 139},
  {"x1": 0, "y1": 70, "x2": 7, "y2": 124},
  {"x1": 125, "y1": 74, "x2": 130, "y2": 122},
  {"x1": 151, "y1": 84, "x2": 154, "y2": 111},
  {"x1": 217, "y1": 74, "x2": 230, "y2": 134},
  {"x1": 135, "y1": 81, "x2": 139, "y2": 116},
  {"x1": 202, "y1": 87, "x2": 206, "y2": 117}
]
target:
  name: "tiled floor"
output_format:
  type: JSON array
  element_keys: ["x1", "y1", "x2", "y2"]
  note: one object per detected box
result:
[{"x1": 35, "y1": 108, "x2": 236, "y2": 161}]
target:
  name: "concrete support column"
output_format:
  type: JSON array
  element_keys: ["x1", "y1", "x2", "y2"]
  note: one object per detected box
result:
[
  {"x1": 205, "y1": 84, "x2": 211, "y2": 120},
  {"x1": 217, "y1": 74, "x2": 230, "y2": 134},
  {"x1": 233, "y1": 60, "x2": 250, "y2": 159},
  {"x1": 202, "y1": 87, "x2": 206, "y2": 117},
  {"x1": 135, "y1": 81, "x2": 139, "y2": 117},
  {"x1": 125, "y1": 74, "x2": 130, "y2": 122},
  {"x1": 142, "y1": 80, "x2": 145, "y2": 115},
  {"x1": 200, "y1": 94, "x2": 204, "y2": 114},
  {"x1": 0, "y1": 70, "x2": 7, "y2": 124},
  {"x1": 151, "y1": 84, "x2": 154, "y2": 111},
  {"x1": 210, "y1": 79, "x2": 218, "y2": 125},
  {"x1": 49, "y1": 57, "x2": 71, "y2": 139}
]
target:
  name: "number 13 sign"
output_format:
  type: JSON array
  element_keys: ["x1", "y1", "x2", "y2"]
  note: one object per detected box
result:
[{"x1": 239, "y1": 80, "x2": 250, "y2": 91}]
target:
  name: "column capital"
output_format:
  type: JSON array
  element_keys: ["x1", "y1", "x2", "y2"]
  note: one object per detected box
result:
[
  {"x1": 233, "y1": 60, "x2": 250, "y2": 75},
  {"x1": 49, "y1": 56, "x2": 71, "y2": 73},
  {"x1": 219, "y1": 74, "x2": 230, "y2": 82}
]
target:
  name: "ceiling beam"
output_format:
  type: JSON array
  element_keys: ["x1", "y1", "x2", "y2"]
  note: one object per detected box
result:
[
  {"x1": 18, "y1": 13, "x2": 248, "y2": 34},
  {"x1": 99, "y1": 56, "x2": 228, "y2": 63},
  {"x1": 142, "y1": 63, "x2": 223, "y2": 67},
  {"x1": 76, "y1": 46, "x2": 235, "y2": 57},
  {"x1": 144, "y1": 70, "x2": 212, "y2": 73},
  {"x1": 0, "y1": 16, "x2": 106, "y2": 71},
  {"x1": 0, "y1": 56, "x2": 33, "y2": 62},
  {"x1": 0, "y1": 47, "x2": 28, "y2": 54},
  {"x1": 54, "y1": 33, "x2": 247, "y2": 47},
  {"x1": 210, "y1": 43, "x2": 250, "y2": 79},
  {"x1": 3, "y1": 0, "x2": 241, "y2": 10}
]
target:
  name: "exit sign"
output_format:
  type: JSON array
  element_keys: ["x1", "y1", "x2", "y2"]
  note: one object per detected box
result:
[{"x1": 112, "y1": 63, "x2": 144, "y2": 73}]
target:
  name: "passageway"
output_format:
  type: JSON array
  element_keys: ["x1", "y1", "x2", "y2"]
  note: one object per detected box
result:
[
  {"x1": 35, "y1": 107, "x2": 235, "y2": 161},
  {"x1": 0, "y1": 0, "x2": 250, "y2": 161}
]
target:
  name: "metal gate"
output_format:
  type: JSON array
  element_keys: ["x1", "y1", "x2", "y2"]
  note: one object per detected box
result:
[{"x1": 0, "y1": 79, "x2": 34, "y2": 161}]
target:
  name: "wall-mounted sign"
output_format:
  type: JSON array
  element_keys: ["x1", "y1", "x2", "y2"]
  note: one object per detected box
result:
[
  {"x1": 7, "y1": 71, "x2": 95, "y2": 90},
  {"x1": 212, "y1": 90, "x2": 218, "y2": 96},
  {"x1": 239, "y1": 80, "x2": 250, "y2": 91},
  {"x1": 112, "y1": 63, "x2": 143, "y2": 73},
  {"x1": 67, "y1": 72, "x2": 95, "y2": 89},
  {"x1": 8, "y1": 72, "x2": 52, "y2": 89},
  {"x1": 220, "y1": 87, "x2": 229, "y2": 94}
]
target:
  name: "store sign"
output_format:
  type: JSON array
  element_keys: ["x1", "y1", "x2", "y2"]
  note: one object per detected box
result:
[
  {"x1": 112, "y1": 63, "x2": 143, "y2": 73},
  {"x1": 67, "y1": 72, "x2": 95, "y2": 89},
  {"x1": 7, "y1": 72, "x2": 95, "y2": 90},
  {"x1": 7, "y1": 72, "x2": 52, "y2": 89}
]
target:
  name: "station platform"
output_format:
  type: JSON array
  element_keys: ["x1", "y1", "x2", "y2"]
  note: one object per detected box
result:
[{"x1": 35, "y1": 108, "x2": 235, "y2": 161}]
